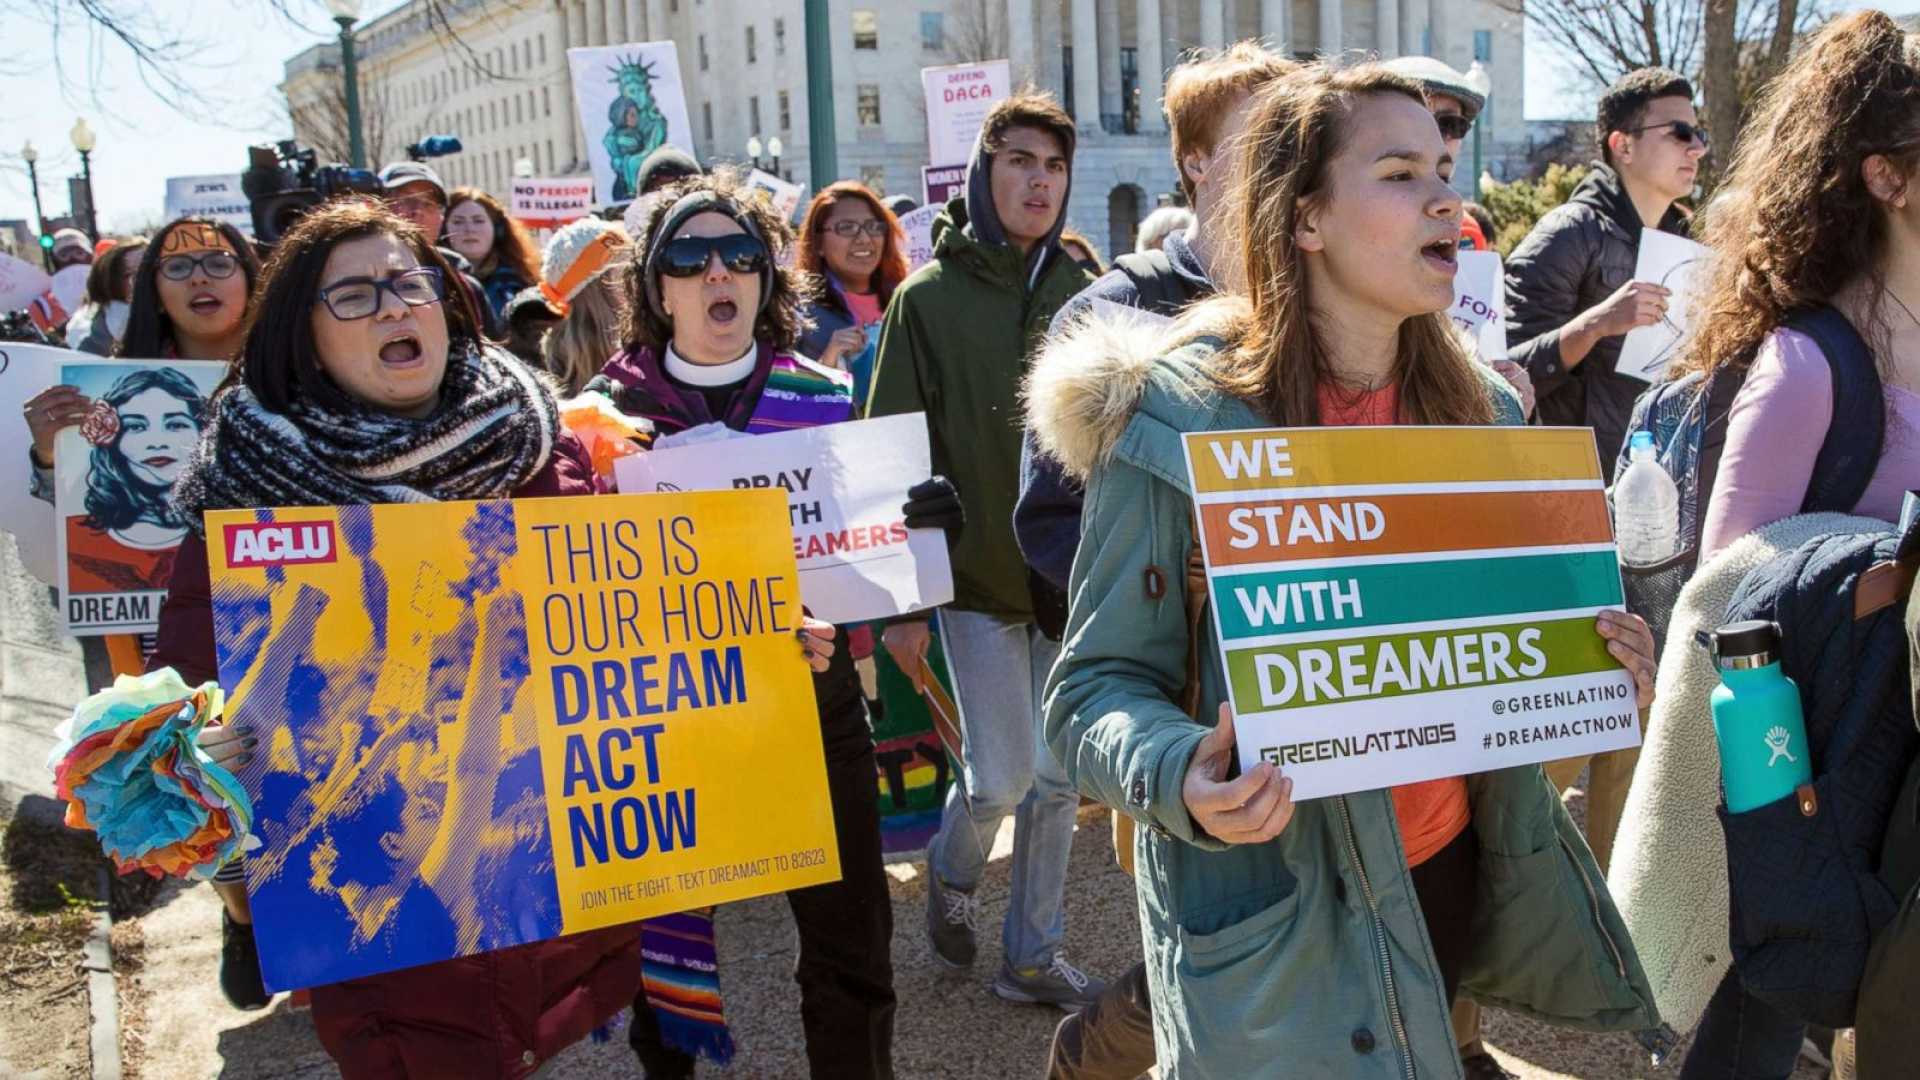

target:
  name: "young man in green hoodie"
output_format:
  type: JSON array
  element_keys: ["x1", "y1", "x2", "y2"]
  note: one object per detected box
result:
[{"x1": 866, "y1": 93, "x2": 1103, "y2": 1008}]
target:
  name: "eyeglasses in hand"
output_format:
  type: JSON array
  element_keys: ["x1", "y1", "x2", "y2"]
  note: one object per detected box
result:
[{"x1": 316, "y1": 267, "x2": 446, "y2": 321}]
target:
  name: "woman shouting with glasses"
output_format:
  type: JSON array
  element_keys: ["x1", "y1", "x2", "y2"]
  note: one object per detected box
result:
[
  {"x1": 144, "y1": 201, "x2": 650, "y2": 1074},
  {"x1": 794, "y1": 181, "x2": 912, "y2": 406}
]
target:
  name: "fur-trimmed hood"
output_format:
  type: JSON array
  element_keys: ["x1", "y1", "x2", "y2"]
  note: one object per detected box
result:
[
  {"x1": 1025, "y1": 302, "x2": 1524, "y2": 483},
  {"x1": 1023, "y1": 300, "x2": 1236, "y2": 482}
]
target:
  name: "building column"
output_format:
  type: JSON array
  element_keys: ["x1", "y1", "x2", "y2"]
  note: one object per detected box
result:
[
  {"x1": 646, "y1": 0, "x2": 666, "y2": 41},
  {"x1": 1137, "y1": 0, "x2": 1165, "y2": 133},
  {"x1": 573, "y1": 0, "x2": 590, "y2": 46},
  {"x1": 1318, "y1": 0, "x2": 1342, "y2": 53},
  {"x1": 1040, "y1": 0, "x2": 1065, "y2": 98},
  {"x1": 600, "y1": 0, "x2": 617, "y2": 47},
  {"x1": 1008, "y1": 0, "x2": 1035, "y2": 86},
  {"x1": 1097, "y1": 0, "x2": 1121, "y2": 128},
  {"x1": 1376, "y1": 0, "x2": 1400, "y2": 57},
  {"x1": 1201, "y1": 0, "x2": 1226, "y2": 51},
  {"x1": 556, "y1": 3, "x2": 581, "y2": 171},
  {"x1": 1071, "y1": 0, "x2": 1100, "y2": 133},
  {"x1": 1404, "y1": 0, "x2": 1431, "y2": 54},
  {"x1": 610, "y1": 0, "x2": 629, "y2": 44},
  {"x1": 1261, "y1": 0, "x2": 1289, "y2": 52}
]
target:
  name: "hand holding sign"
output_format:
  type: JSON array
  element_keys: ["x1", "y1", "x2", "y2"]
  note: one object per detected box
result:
[
  {"x1": 1183, "y1": 704, "x2": 1296, "y2": 845},
  {"x1": 1588, "y1": 280, "x2": 1671, "y2": 340},
  {"x1": 1596, "y1": 609, "x2": 1657, "y2": 709},
  {"x1": 1615, "y1": 230, "x2": 1708, "y2": 382}
]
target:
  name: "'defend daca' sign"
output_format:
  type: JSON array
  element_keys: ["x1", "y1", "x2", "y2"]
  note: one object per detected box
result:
[
  {"x1": 1183, "y1": 426, "x2": 1642, "y2": 800},
  {"x1": 207, "y1": 490, "x2": 837, "y2": 991}
]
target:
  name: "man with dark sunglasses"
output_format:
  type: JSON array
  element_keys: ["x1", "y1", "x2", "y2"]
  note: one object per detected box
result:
[
  {"x1": 1381, "y1": 56, "x2": 1482, "y2": 182},
  {"x1": 1494, "y1": 65, "x2": 1705, "y2": 1076},
  {"x1": 1507, "y1": 66, "x2": 1703, "y2": 483}
]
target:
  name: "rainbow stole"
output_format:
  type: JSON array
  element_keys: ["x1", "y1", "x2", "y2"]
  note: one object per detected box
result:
[
  {"x1": 740, "y1": 353, "x2": 855, "y2": 434},
  {"x1": 638, "y1": 909, "x2": 734, "y2": 1063}
]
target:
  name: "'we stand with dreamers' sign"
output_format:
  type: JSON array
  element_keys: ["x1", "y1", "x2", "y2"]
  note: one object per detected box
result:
[
  {"x1": 1183, "y1": 427, "x2": 1641, "y2": 799},
  {"x1": 208, "y1": 490, "x2": 838, "y2": 991}
]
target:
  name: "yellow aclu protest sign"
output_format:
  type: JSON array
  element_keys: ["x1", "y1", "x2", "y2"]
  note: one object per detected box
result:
[{"x1": 205, "y1": 491, "x2": 835, "y2": 992}]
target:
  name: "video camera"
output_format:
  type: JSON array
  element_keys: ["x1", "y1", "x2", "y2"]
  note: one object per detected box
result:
[{"x1": 241, "y1": 141, "x2": 381, "y2": 245}]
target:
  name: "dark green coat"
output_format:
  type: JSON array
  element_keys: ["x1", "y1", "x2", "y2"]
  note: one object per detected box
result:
[{"x1": 865, "y1": 198, "x2": 1096, "y2": 620}]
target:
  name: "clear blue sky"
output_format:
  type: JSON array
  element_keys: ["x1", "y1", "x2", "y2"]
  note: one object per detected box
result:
[{"x1": 3, "y1": 0, "x2": 1918, "y2": 231}]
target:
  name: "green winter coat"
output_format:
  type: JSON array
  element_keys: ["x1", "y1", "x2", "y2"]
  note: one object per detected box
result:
[
  {"x1": 1026, "y1": 310, "x2": 1663, "y2": 1079},
  {"x1": 866, "y1": 198, "x2": 1096, "y2": 620}
]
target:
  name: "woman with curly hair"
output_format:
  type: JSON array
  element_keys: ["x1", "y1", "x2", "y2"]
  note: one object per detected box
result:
[
  {"x1": 591, "y1": 170, "x2": 959, "y2": 1080},
  {"x1": 1683, "y1": 10, "x2": 1920, "y2": 563},
  {"x1": 793, "y1": 181, "x2": 910, "y2": 403},
  {"x1": 1649, "y1": 11, "x2": 1920, "y2": 1077}
]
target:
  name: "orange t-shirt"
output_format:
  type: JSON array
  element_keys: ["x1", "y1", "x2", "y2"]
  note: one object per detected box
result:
[{"x1": 1316, "y1": 381, "x2": 1472, "y2": 868}]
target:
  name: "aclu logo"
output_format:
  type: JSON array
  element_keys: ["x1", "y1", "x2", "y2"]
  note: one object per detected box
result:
[{"x1": 223, "y1": 521, "x2": 338, "y2": 568}]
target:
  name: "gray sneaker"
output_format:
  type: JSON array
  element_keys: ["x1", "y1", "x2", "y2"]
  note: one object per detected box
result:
[
  {"x1": 925, "y1": 874, "x2": 980, "y2": 968},
  {"x1": 992, "y1": 952, "x2": 1106, "y2": 1010}
]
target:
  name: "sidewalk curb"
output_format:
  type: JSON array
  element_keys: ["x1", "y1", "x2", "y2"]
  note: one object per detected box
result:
[{"x1": 86, "y1": 862, "x2": 121, "y2": 1080}]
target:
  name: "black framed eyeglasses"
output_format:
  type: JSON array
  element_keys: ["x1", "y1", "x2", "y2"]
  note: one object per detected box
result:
[
  {"x1": 316, "y1": 267, "x2": 446, "y2": 321},
  {"x1": 159, "y1": 252, "x2": 241, "y2": 281},
  {"x1": 825, "y1": 219, "x2": 889, "y2": 238},
  {"x1": 656, "y1": 235, "x2": 769, "y2": 278},
  {"x1": 1630, "y1": 120, "x2": 1709, "y2": 148},
  {"x1": 1434, "y1": 113, "x2": 1474, "y2": 141}
]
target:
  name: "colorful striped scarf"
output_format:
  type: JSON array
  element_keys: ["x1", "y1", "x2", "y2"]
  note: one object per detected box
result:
[
  {"x1": 587, "y1": 342, "x2": 854, "y2": 439},
  {"x1": 639, "y1": 909, "x2": 734, "y2": 1064}
]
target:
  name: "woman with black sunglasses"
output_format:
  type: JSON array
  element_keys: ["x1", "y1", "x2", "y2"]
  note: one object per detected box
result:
[
  {"x1": 145, "y1": 201, "x2": 652, "y2": 1074},
  {"x1": 591, "y1": 170, "x2": 958, "y2": 1080}
]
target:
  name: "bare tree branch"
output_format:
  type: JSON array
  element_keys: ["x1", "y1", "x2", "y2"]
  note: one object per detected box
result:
[
  {"x1": 944, "y1": 0, "x2": 1008, "y2": 66},
  {"x1": 286, "y1": 54, "x2": 400, "y2": 168}
]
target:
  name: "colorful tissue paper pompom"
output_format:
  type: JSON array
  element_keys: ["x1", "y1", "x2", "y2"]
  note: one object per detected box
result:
[
  {"x1": 46, "y1": 668, "x2": 251, "y2": 881},
  {"x1": 559, "y1": 394, "x2": 654, "y2": 480}
]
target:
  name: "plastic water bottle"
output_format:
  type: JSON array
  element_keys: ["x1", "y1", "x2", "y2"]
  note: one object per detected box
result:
[
  {"x1": 1613, "y1": 431, "x2": 1680, "y2": 566},
  {"x1": 1709, "y1": 620, "x2": 1814, "y2": 813}
]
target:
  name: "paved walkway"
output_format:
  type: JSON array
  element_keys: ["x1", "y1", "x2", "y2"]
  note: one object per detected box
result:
[
  {"x1": 113, "y1": 808, "x2": 1813, "y2": 1079},
  {"x1": 0, "y1": 532, "x2": 1821, "y2": 1078}
]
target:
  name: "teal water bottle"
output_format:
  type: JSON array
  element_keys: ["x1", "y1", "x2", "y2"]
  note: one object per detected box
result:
[{"x1": 1709, "y1": 620, "x2": 1814, "y2": 813}]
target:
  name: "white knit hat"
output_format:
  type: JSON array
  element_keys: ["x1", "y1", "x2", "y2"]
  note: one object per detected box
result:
[{"x1": 541, "y1": 218, "x2": 629, "y2": 307}]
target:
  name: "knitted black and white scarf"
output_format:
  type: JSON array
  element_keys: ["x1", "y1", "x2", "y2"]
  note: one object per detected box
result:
[{"x1": 172, "y1": 341, "x2": 560, "y2": 533}]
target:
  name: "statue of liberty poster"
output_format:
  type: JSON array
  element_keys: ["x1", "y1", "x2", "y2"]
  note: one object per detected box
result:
[{"x1": 567, "y1": 41, "x2": 696, "y2": 206}]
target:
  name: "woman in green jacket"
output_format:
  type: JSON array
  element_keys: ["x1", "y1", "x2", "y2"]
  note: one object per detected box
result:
[{"x1": 1027, "y1": 63, "x2": 1667, "y2": 1079}]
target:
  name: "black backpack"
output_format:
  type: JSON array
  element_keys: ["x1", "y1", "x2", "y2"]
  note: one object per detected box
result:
[
  {"x1": 1112, "y1": 250, "x2": 1210, "y2": 319},
  {"x1": 1620, "y1": 306, "x2": 1886, "y2": 653},
  {"x1": 1028, "y1": 251, "x2": 1211, "y2": 641},
  {"x1": 1714, "y1": 517, "x2": 1920, "y2": 1027}
]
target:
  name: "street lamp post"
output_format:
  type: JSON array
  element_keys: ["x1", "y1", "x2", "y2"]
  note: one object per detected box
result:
[
  {"x1": 746, "y1": 135, "x2": 764, "y2": 172},
  {"x1": 767, "y1": 137, "x2": 783, "y2": 178},
  {"x1": 326, "y1": 0, "x2": 367, "y2": 169},
  {"x1": 69, "y1": 119, "x2": 97, "y2": 243},
  {"x1": 21, "y1": 141, "x2": 50, "y2": 271},
  {"x1": 803, "y1": 0, "x2": 837, "y2": 189},
  {"x1": 1466, "y1": 61, "x2": 1492, "y2": 201}
]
